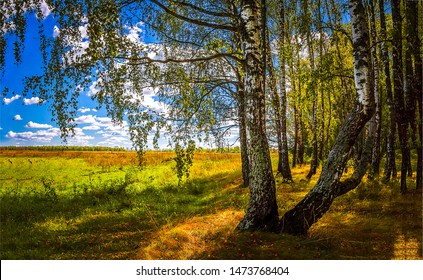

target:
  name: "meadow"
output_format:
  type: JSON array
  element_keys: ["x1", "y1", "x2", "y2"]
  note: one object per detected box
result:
[{"x1": 0, "y1": 149, "x2": 421, "y2": 259}]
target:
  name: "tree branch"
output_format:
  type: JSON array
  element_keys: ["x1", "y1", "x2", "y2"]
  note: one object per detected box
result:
[
  {"x1": 120, "y1": 52, "x2": 243, "y2": 64},
  {"x1": 175, "y1": 1, "x2": 235, "y2": 18},
  {"x1": 150, "y1": 0, "x2": 236, "y2": 32}
]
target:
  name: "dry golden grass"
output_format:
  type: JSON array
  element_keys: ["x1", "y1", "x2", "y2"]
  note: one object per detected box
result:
[{"x1": 139, "y1": 210, "x2": 244, "y2": 259}]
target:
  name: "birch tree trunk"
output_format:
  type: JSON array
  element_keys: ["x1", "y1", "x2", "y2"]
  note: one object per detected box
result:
[
  {"x1": 266, "y1": 30, "x2": 286, "y2": 179},
  {"x1": 237, "y1": 0, "x2": 279, "y2": 231},
  {"x1": 280, "y1": 0, "x2": 375, "y2": 235},
  {"x1": 278, "y1": 0, "x2": 292, "y2": 181},
  {"x1": 369, "y1": 0, "x2": 381, "y2": 178},
  {"x1": 305, "y1": 1, "x2": 318, "y2": 179},
  {"x1": 237, "y1": 80, "x2": 251, "y2": 188}
]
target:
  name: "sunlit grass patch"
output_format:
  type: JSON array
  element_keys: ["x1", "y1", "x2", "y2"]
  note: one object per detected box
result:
[{"x1": 139, "y1": 209, "x2": 244, "y2": 260}]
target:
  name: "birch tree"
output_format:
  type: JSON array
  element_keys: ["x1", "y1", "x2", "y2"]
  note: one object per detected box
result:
[
  {"x1": 280, "y1": 0, "x2": 375, "y2": 235},
  {"x1": 236, "y1": 0, "x2": 279, "y2": 231}
]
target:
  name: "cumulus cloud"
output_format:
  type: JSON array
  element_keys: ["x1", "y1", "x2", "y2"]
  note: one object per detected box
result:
[
  {"x1": 53, "y1": 25, "x2": 60, "y2": 38},
  {"x1": 66, "y1": 128, "x2": 95, "y2": 145},
  {"x1": 13, "y1": 114, "x2": 23, "y2": 121},
  {"x1": 74, "y1": 114, "x2": 129, "y2": 137},
  {"x1": 25, "y1": 121, "x2": 53, "y2": 129},
  {"x1": 125, "y1": 22, "x2": 144, "y2": 44},
  {"x1": 6, "y1": 128, "x2": 61, "y2": 143},
  {"x1": 3, "y1": 95, "x2": 21, "y2": 105},
  {"x1": 74, "y1": 114, "x2": 98, "y2": 124},
  {"x1": 23, "y1": 97, "x2": 43, "y2": 105},
  {"x1": 82, "y1": 125, "x2": 101, "y2": 131},
  {"x1": 39, "y1": 0, "x2": 52, "y2": 18},
  {"x1": 78, "y1": 107, "x2": 92, "y2": 113},
  {"x1": 87, "y1": 81, "x2": 101, "y2": 97},
  {"x1": 141, "y1": 87, "x2": 166, "y2": 113},
  {"x1": 97, "y1": 136, "x2": 132, "y2": 147},
  {"x1": 67, "y1": 135, "x2": 95, "y2": 145}
]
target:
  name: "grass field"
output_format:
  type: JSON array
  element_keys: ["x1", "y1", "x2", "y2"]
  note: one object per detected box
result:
[{"x1": 0, "y1": 150, "x2": 421, "y2": 259}]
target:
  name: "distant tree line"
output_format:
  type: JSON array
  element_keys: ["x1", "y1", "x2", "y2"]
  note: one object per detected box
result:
[{"x1": 0, "y1": 146, "x2": 127, "y2": 152}]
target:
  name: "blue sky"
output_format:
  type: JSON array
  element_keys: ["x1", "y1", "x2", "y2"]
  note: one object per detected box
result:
[
  {"x1": 0, "y1": 12, "x2": 163, "y2": 149},
  {"x1": 0, "y1": 4, "x2": 240, "y2": 149}
]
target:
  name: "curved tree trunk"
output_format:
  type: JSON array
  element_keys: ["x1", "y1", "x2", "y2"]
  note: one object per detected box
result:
[
  {"x1": 237, "y1": 0, "x2": 279, "y2": 231},
  {"x1": 280, "y1": 0, "x2": 375, "y2": 235}
]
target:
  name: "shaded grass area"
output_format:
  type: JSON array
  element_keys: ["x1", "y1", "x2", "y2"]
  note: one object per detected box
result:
[{"x1": 0, "y1": 151, "x2": 421, "y2": 259}]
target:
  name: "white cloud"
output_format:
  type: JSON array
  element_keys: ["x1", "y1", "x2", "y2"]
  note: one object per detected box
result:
[
  {"x1": 6, "y1": 128, "x2": 61, "y2": 143},
  {"x1": 78, "y1": 107, "x2": 92, "y2": 113},
  {"x1": 39, "y1": 0, "x2": 52, "y2": 18},
  {"x1": 97, "y1": 136, "x2": 132, "y2": 147},
  {"x1": 125, "y1": 22, "x2": 144, "y2": 44},
  {"x1": 74, "y1": 115, "x2": 129, "y2": 137},
  {"x1": 25, "y1": 121, "x2": 53, "y2": 129},
  {"x1": 74, "y1": 114, "x2": 97, "y2": 124},
  {"x1": 3, "y1": 95, "x2": 21, "y2": 105},
  {"x1": 67, "y1": 135, "x2": 95, "y2": 145},
  {"x1": 96, "y1": 117, "x2": 115, "y2": 126},
  {"x1": 13, "y1": 115, "x2": 23, "y2": 121},
  {"x1": 142, "y1": 88, "x2": 166, "y2": 113},
  {"x1": 0, "y1": 127, "x2": 3, "y2": 130},
  {"x1": 87, "y1": 81, "x2": 101, "y2": 97},
  {"x1": 78, "y1": 24, "x2": 89, "y2": 40},
  {"x1": 23, "y1": 97, "x2": 43, "y2": 105},
  {"x1": 53, "y1": 25, "x2": 60, "y2": 38},
  {"x1": 67, "y1": 128, "x2": 95, "y2": 145},
  {"x1": 82, "y1": 125, "x2": 101, "y2": 131}
]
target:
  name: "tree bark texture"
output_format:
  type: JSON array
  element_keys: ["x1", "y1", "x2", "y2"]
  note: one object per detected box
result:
[
  {"x1": 266, "y1": 31, "x2": 286, "y2": 179},
  {"x1": 280, "y1": 0, "x2": 375, "y2": 235},
  {"x1": 379, "y1": 0, "x2": 397, "y2": 182},
  {"x1": 305, "y1": 8, "x2": 318, "y2": 179},
  {"x1": 237, "y1": 81, "x2": 251, "y2": 188},
  {"x1": 278, "y1": 0, "x2": 292, "y2": 181},
  {"x1": 237, "y1": 0, "x2": 279, "y2": 231},
  {"x1": 369, "y1": 0, "x2": 381, "y2": 178},
  {"x1": 391, "y1": 0, "x2": 409, "y2": 194},
  {"x1": 406, "y1": 0, "x2": 422, "y2": 190}
]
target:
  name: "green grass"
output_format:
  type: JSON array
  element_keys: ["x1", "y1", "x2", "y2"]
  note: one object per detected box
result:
[{"x1": 0, "y1": 151, "x2": 421, "y2": 259}]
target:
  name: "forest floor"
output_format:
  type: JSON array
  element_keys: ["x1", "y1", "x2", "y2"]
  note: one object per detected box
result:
[{"x1": 0, "y1": 150, "x2": 421, "y2": 260}]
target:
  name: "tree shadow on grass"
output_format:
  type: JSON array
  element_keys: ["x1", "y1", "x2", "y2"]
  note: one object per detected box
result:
[
  {"x1": 136, "y1": 182, "x2": 422, "y2": 260},
  {"x1": 3, "y1": 163, "x2": 420, "y2": 260},
  {"x1": 0, "y1": 169, "x2": 246, "y2": 259}
]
